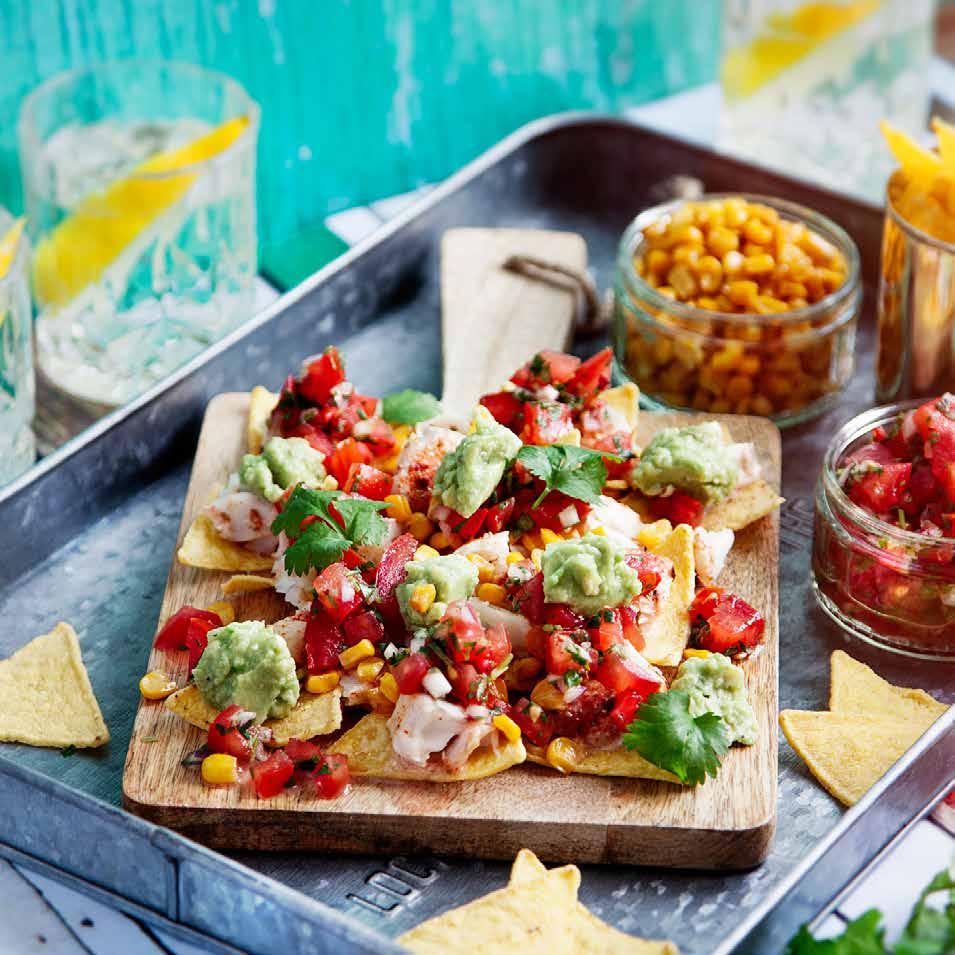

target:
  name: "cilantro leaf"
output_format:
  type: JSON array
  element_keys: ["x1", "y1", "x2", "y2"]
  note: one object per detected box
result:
[
  {"x1": 894, "y1": 867, "x2": 955, "y2": 955},
  {"x1": 381, "y1": 389, "x2": 442, "y2": 425},
  {"x1": 784, "y1": 911, "x2": 887, "y2": 955},
  {"x1": 271, "y1": 487, "x2": 341, "y2": 539},
  {"x1": 622, "y1": 690, "x2": 729, "y2": 786},
  {"x1": 282, "y1": 520, "x2": 350, "y2": 576},
  {"x1": 517, "y1": 444, "x2": 614, "y2": 508},
  {"x1": 333, "y1": 495, "x2": 389, "y2": 548}
]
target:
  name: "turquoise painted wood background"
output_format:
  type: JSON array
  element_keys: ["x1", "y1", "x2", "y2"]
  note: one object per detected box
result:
[{"x1": 0, "y1": 0, "x2": 720, "y2": 282}]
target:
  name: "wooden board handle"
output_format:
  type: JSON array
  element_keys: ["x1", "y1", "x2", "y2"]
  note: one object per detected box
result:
[{"x1": 440, "y1": 228, "x2": 587, "y2": 417}]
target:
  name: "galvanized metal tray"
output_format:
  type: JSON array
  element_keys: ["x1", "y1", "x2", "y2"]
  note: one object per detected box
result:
[{"x1": 0, "y1": 113, "x2": 952, "y2": 955}]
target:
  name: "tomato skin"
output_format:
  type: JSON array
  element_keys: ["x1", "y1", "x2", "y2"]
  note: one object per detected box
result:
[
  {"x1": 618, "y1": 605, "x2": 645, "y2": 651},
  {"x1": 690, "y1": 589, "x2": 765, "y2": 653},
  {"x1": 439, "y1": 602, "x2": 510, "y2": 673},
  {"x1": 154, "y1": 606, "x2": 222, "y2": 652},
  {"x1": 545, "y1": 629, "x2": 592, "y2": 677},
  {"x1": 375, "y1": 533, "x2": 419, "y2": 626},
  {"x1": 480, "y1": 391, "x2": 523, "y2": 429},
  {"x1": 251, "y1": 750, "x2": 295, "y2": 799},
  {"x1": 207, "y1": 705, "x2": 253, "y2": 760},
  {"x1": 593, "y1": 648, "x2": 663, "y2": 698},
  {"x1": 609, "y1": 689, "x2": 646, "y2": 731},
  {"x1": 454, "y1": 507, "x2": 489, "y2": 541},
  {"x1": 392, "y1": 652, "x2": 431, "y2": 694},
  {"x1": 520, "y1": 402, "x2": 574, "y2": 445},
  {"x1": 588, "y1": 612, "x2": 624, "y2": 652},
  {"x1": 342, "y1": 610, "x2": 385, "y2": 647},
  {"x1": 343, "y1": 463, "x2": 393, "y2": 500},
  {"x1": 284, "y1": 737, "x2": 322, "y2": 765},
  {"x1": 552, "y1": 680, "x2": 613, "y2": 738},
  {"x1": 509, "y1": 698, "x2": 555, "y2": 747},
  {"x1": 565, "y1": 347, "x2": 613, "y2": 401},
  {"x1": 449, "y1": 662, "x2": 482, "y2": 703},
  {"x1": 313, "y1": 753, "x2": 350, "y2": 798},
  {"x1": 544, "y1": 604, "x2": 586, "y2": 631},
  {"x1": 485, "y1": 497, "x2": 515, "y2": 533},
  {"x1": 624, "y1": 551, "x2": 670, "y2": 596},
  {"x1": 298, "y1": 347, "x2": 346, "y2": 405},
  {"x1": 650, "y1": 490, "x2": 704, "y2": 527},
  {"x1": 320, "y1": 393, "x2": 379, "y2": 440},
  {"x1": 304, "y1": 607, "x2": 345, "y2": 673},
  {"x1": 313, "y1": 563, "x2": 365, "y2": 624},
  {"x1": 510, "y1": 571, "x2": 545, "y2": 624},
  {"x1": 846, "y1": 461, "x2": 911, "y2": 515},
  {"x1": 326, "y1": 438, "x2": 373, "y2": 487},
  {"x1": 582, "y1": 429, "x2": 635, "y2": 479},
  {"x1": 511, "y1": 350, "x2": 580, "y2": 389}
]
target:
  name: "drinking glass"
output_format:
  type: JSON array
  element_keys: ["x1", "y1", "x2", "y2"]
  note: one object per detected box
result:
[
  {"x1": 18, "y1": 62, "x2": 259, "y2": 407},
  {"x1": 0, "y1": 209, "x2": 35, "y2": 484}
]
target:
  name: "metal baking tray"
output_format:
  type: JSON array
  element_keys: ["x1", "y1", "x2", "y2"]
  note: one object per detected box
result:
[{"x1": 1, "y1": 114, "x2": 952, "y2": 955}]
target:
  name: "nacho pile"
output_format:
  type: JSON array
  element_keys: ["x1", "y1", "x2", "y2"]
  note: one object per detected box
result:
[
  {"x1": 780, "y1": 651, "x2": 948, "y2": 806},
  {"x1": 399, "y1": 849, "x2": 677, "y2": 955}
]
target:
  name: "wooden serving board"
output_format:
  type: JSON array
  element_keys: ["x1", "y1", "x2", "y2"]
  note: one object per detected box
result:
[{"x1": 124, "y1": 228, "x2": 779, "y2": 868}]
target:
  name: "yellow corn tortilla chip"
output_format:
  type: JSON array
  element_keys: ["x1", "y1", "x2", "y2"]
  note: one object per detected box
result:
[
  {"x1": 247, "y1": 386, "x2": 278, "y2": 454},
  {"x1": 701, "y1": 480, "x2": 782, "y2": 532},
  {"x1": 222, "y1": 574, "x2": 275, "y2": 595},
  {"x1": 165, "y1": 683, "x2": 342, "y2": 743},
  {"x1": 779, "y1": 710, "x2": 938, "y2": 807},
  {"x1": 332, "y1": 713, "x2": 525, "y2": 781},
  {"x1": 0, "y1": 623, "x2": 109, "y2": 749},
  {"x1": 525, "y1": 747, "x2": 681, "y2": 785},
  {"x1": 828, "y1": 650, "x2": 948, "y2": 723},
  {"x1": 601, "y1": 383, "x2": 640, "y2": 431},
  {"x1": 641, "y1": 524, "x2": 695, "y2": 667},
  {"x1": 178, "y1": 513, "x2": 274, "y2": 573},
  {"x1": 509, "y1": 851, "x2": 679, "y2": 955}
]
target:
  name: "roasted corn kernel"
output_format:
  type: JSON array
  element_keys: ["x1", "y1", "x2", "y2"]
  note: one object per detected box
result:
[
  {"x1": 139, "y1": 671, "x2": 177, "y2": 701},
  {"x1": 378, "y1": 672, "x2": 399, "y2": 703},
  {"x1": 408, "y1": 583, "x2": 437, "y2": 614},
  {"x1": 201, "y1": 754, "x2": 238, "y2": 785},
  {"x1": 492, "y1": 714, "x2": 522, "y2": 743},
  {"x1": 339, "y1": 639, "x2": 376, "y2": 670},
  {"x1": 407, "y1": 512, "x2": 434, "y2": 541},
  {"x1": 531, "y1": 678, "x2": 567, "y2": 711},
  {"x1": 356, "y1": 657, "x2": 386, "y2": 682},
  {"x1": 384, "y1": 494, "x2": 412, "y2": 522},
  {"x1": 475, "y1": 582, "x2": 507, "y2": 606},
  {"x1": 545, "y1": 737, "x2": 580, "y2": 774},
  {"x1": 306, "y1": 671, "x2": 342, "y2": 694}
]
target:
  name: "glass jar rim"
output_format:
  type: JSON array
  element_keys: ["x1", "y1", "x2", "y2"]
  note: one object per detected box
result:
[
  {"x1": 17, "y1": 60, "x2": 260, "y2": 183},
  {"x1": 617, "y1": 192, "x2": 862, "y2": 327},
  {"x1": 821, "y1": 398, "x2": 955, "y2": 548},
  {"x1": 886, "y1": 169, "x2": 955, "y2": 255}
]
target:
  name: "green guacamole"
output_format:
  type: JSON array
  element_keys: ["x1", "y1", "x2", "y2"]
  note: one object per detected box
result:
[
  {"x1": 193, "y1": 620, "x2": 300, "y2": 722},
  {"x1": 433, "y1": 407, "x2": 522, "y2": 518},
  {"x1": 541, "y1": 534, "x2": 641, "y2": 617},
  {"x1": 396, "y1": 554, "x2": 479, "y2": 628},
  {"x1": 629, "y1": 421, "x2": 738, "y2": 504},
  {"x1": 670, "y1": 654, "x2": 757, "y2": 746},
  {"x1": 238, "y1": 436, "x2": 327, "y2": 503}
]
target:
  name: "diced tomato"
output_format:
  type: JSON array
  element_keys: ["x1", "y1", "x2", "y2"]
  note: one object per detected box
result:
[
  {"x1": 313, "y1": 562, "x2": 365, "y2": 623},
  {"x1": 608, "y1": 688, "x2": 647, "y2": 731},
  {"x1": 931, "y1": 455, "x2": 955, "y2": 507},
  {"x1": 342, "y1": 609, "x2": 385, "y2": 647},
  {"x1": 624, "y1": 551, "x2": 671, "y2": 596},
  {"x1": 251, "y1": 750, "x2": 294, "y2": 799},
  {"x1": 154, "y1": 606, "x2": 222, "y2": 652},
  {"x1": 392, "y1": 651, "x2": 431, "y2": 695},
  {"x1": 449, "y1": 662, "x2": 482, "y2": 703},
  {"x1": 480, "y1": 390, "x2": 524, "y2": 430},
  {"x1": 454, "y1": 507, "x2": 489, "y2": 541},
  {"x1": 588, "y1": 611, "x2": 624, "y2": 652},
  {"x1": 582, "y1": 429, "x2": 635, "y2": 479},
  {"x1": 528, "y1": 492, "x2": 590, "y2": 532},
  {"x1": 690, "y1": 589, "x2": 765, "y2": 653},
  {"x1": 553, "y1": 680, "x2": 613, "y2": 738},
  {"x1": 508, "y1": 698, "x2": 555, "y2": 747},
  {"x1": 545, "y1": 629, "x2": 592, "y2": 677},
  {"x1": 320, "y1": 393, "x2": 379, "y2": 440},
  {"x1": 618, "y1": 605, "x2": 645, "y2": 651},
  {"x1": 524, "y1": 625, "x2": 548, "y2": 660},
  {"x1": 285, "y1": 421, "x2": 337, "y2": 457},
  {"x1": 485, "y1": 497, "x2": 515, "y2": 533},
  {"x1": 843, "y1": 441, "x2": 897, "y2": 469},
  {"x1": 846, "y1": 461, "x2": 911, "y2": 515},
  {"x1": 298, "y1": 346, "x2": 346, "y2": 405},
  {"x1": 207, "y1": 705, "x2": 253, "y2": 760},
  {"x1": 510, "y1": 571, "x2": 545, "y2": 624},
  {"x1": 511, "y1": 350, "x2": 580, "y2": 389},
  {"x1": 564, "y1": 347, "x2": 613, "y2": 401},
  {"x1": 440, "y1": 602, "x2": 510, "y2": 673},
  {"x1": 361, "y1": 417, "x2": 397, "y2": 456},
  {"x1": 594, "y1": 646, "x2": 663, "y2": 698},
  {"x1": 343, "y1": 463, "x2": 393, "y2": 500},
  {"x1": 186, "y1": 619, "x2": 213, "y2": 672},
  {"x1": 902, "y1": 462, "x2": 940, "y2": 517},
  {"x1": 284, "y1": 737, "x2": 322, "y2": 765},
  {"x1": 649, "y1": 490, "x2": 704, "y2": 527},
  {"x1": 519, "y1": 401, "x2": 574, "y2": 445},
  {"x1": 313, "y1": 753, "x2": 350, "y2": 799},
  {"x1": 544, "y1": 604, "x2": 586, "y2": 630},
  {"x1": 304, "y1": 607, "x2": 345, "y2": 673},
  {"x1": 375, "y1": 533, "x2": 419, "y2": 625},
  {"x1": 326, "y1": 438, "x2": 373, "y2": 487}
]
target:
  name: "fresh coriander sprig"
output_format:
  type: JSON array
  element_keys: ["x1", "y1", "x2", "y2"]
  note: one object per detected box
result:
[
  {"x1": 517, "y1": 444, "x2": 618, "y2": 508},
  {"x1": 381, "y1": 389, "x2": 442, "y2": 425}
]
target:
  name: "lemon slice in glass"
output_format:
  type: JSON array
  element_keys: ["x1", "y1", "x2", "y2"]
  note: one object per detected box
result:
[{"x1": 0, "y1": 218, "x2": 25, "y2": 280}]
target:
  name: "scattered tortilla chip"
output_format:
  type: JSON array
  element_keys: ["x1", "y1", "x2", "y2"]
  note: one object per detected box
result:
[
  {"x1": 222, "y1": 574, "x2": 275, "y2": 595},
  {"x1": 177, "y1": 513, "x2": 274, "y2": 573},
  {"x1": 602, "y1": 383, "x2": 640, "y2": 431},
  {"x1": 828, "y1": 650, "x2": 948, "y2": 723},
  {"x1": 509, "y1": 851, "x2": 679, "y2": 955},
  {"x1": 641, "y1": 524, "x2": 695, "y2": 667},
  {"x1": 165, "y1": 683, "x2": 342, "y2": 742},
  {"x1": 332, "y1": 713, "x2": 526, "y2": 781},
  {"x1": 779, "y1": 710, "x2": 936, "y2": 807},
  {"x1": 701, "y1": 480, "x2": 782, "y2": 532},
  {"x1": 525, "y1": 747, "x2": 681, "y2": 784},
  {"x1": 247, "y1": 386, "x2": 278, "y2": 454},
  {"x1": 0, "y1": 623, "x2": 109, "y2": 749}
]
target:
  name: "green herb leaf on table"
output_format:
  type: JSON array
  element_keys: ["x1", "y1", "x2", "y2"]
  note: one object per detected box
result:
[
  {"x1": 517, "y1": 444, "x2": 615, "y2": 508},
  {"x1": 381, "y1": 389, "x2": 442, "y2": 425},
  {"x1": 622, "y1": 690, "x2": 729, "y2": 786},
  {"x1": 784, "y1": 910, "x2": 887, "y2": 955}
]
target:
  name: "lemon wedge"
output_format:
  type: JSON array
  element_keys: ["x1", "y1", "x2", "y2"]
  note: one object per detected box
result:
[
  {"x1": 931, "y1": 117, "x2": 955, "y2": 169},
  {"x1": 0, "y1": 218, "x2": 25, "y2": 281},
  {"x1": 879, "y1": 119, "x2": 944, "y2": 185},
  {"x1": 33, "y1": 115, "x2": 249, "y2": 309}
]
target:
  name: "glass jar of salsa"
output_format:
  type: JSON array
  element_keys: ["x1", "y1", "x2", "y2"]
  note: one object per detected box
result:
[{"x1": 812, "y1": 398, "x2": 955, "y2": 660}]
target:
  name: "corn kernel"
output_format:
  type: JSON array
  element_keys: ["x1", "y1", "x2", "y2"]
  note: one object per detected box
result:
[
  {"x1": 139, "y1": 670, "x2": 177, "y2": 701},
  {"x1": 539, "y1": 527, "x2": 562, "y2": 546},
  {"x1": 506, "y1": 550, "x2": 525, "y2": 565},
  {"x1": 727, "y1": 280, "x2": 759, "y2": 309},
  {"x1": 743, "y1": 253, "x2": 775, "y2": 277},
  {"x1": 205, "y1": 601, "x2": 235, "y2": 626},
  {"x1": 306, "y1": 671, "x2": 342, "y2": 694},
  {"x1": 531, "y1": 678, "x2": 567, "y2": 711},
  {"x1": 408, "y1": 583, "x2": 437, "y2": 614},
  {"x1": 667, "y1": 262, "x2": 698, "y2": 300},
  {"x1": 384, "y1": 494, "x2": 412, "y2": 522},
  {"x1": 465, "y1": 552, "x2": 496, "y2": 581},
  {"x1": 378, "y1": 672, "x2": 399, "y2": 702},
  {"x1": 322, "y1": 475, "x2": 339, "y2": 491},
  {"x1": 545, "y1": 737, "x2": 580, "y2": 774},
  {"x1": 356, "y1": 657, "x2": 385, "y2": 682},
  {"x1": 707, "y1": 225, "x2": 739, "y2": 258},
  {"x1": 414, "y1": 544, "x2": 440, "y2": 561},
  {"x1": 201, "y1": 753, "x2": 238, "y2": 785},
  {"x1": 530, "y1": 548, "x2": 544, "y2": 570},
  {"x1": 521, "y1": 531, "x2": 541, "y2": 552},
  {"x1": 743, "y1": 217, "x2": 773, "y2": 246},
  {"x1": 493, "y1": 713, "x2": 522, "y2": 743},
  {"x1": 751, "y1": 394, "x2": 774, "y2": 416},
  {"x1": 476, "y1": 582, "x2": 507, "y2": 606},
  {"x1": 683, "y1": 648, "x2": 712, "y2": 659},
  {"x1": 429, "y1": 531, "x2": 454, "y2": 550},
  {"x1": 407, "y1": 512, "x2": 434, "y2": 541},
  {"x1": 589, "y1": 525, "x2": 606, "y2": 536},
  {"x1": 340, "y1": 639, "x2": 376, "y2": 670}
]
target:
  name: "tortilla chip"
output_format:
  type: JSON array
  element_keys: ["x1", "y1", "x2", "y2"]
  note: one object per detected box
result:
[
  {"x1": 222, "y1": 574, "x2": 275, "y2": 595},
  {"x1": 248, "y1": 386, "x2": 278, "y2": 454},
  {"x1": 602, "y1": 383, "x2": 640, "y2": 431},
  {"x1": 779, "y1": 710, "x2": 937, "y2": 806},
  {"x1": 828, "y1": 650, "x2": 948, "y2": 723},
  {"x1": 332, "y1": 713, "x2": 526, "y2": 781},
  {"x1": 165, "y1": 683, "x2": 342, "y2": 742},
  {"x1": 0, "y1": 623, "x2": 109, "y2": 749},
  {"x1": 177, "y1": 513, "x2": 274, "y2": 573},
  {"x1": 526, "y1": 748, "x2": 681, "y2": 785},
  {"x1": 702, "y1": 480, "x2": 782, "y2": 532},
  {"x1": 641, "y1": 524, "x2": 695, "y2": 667}
]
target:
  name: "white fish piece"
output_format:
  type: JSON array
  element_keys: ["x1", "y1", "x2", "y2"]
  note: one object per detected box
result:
[
  {"x1": 270, "y1": 612, "x2": 308, "y2": 665},
  {"x1": 272, "y1": 532, "x2": 316, "y2": 610},
  {"x1": 730, "y1": 441, "x2": 761, "y2": 487},
  {"x1": 470, "y1": 599, "x2": 531, "y2": 651},
  {"x1": 455, "y1": 531, "x2": 510, "y2": 577},
  {"x1": 586, "y1": 495, "x2": 642, "y2": 545},
  {"x1": 444, "y1": 717, "x2": 493, "y2": 770},
  {"x1": 386, "y1": 693, "x2": 469, "y2": 765},
  {"x1": 693, "y1": 526, "x2": 735, "y2": 584},
  {"x1": 206, "y1": 490, "x2": 278, "y2": 546},
  {"x1": 392, "y1": 424, "x2": 464, "y2": 512}
]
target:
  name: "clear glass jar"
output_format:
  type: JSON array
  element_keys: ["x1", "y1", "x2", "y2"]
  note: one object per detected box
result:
[
  {"x1": 613, "y1": 194, "x2": 862, "y2": 428},
  {"x1": 812, "y1": 401, "x2": 955, "y2": 660}
]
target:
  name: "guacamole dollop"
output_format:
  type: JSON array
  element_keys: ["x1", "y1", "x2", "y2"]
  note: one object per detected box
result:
[
  {"x1": 541, "y1": 534, "x2": 641, "y2": 617},
  {"x1": 629, "y1": 421, "x2": 738, "y2": 504},
  {"x1": 670, "y1": 653, "x2": 757, "y2": 746},
  {"x1": 396, "y1": 554, "x2": 479, "y2": 628},
  {"x1": 238, "y1": 436, "x2": 327, "y2": 503},
  {"x1": 193, "y1": 620, "x2": 300, "y2": 722},
  {"x1": 433, "y1": 407, "x2": 522, "y2": 518}
]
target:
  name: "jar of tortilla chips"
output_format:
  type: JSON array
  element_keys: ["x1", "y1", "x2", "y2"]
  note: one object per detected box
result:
[{"x1": 614, "y1": 194, "x2": 861, "y2": 427}]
